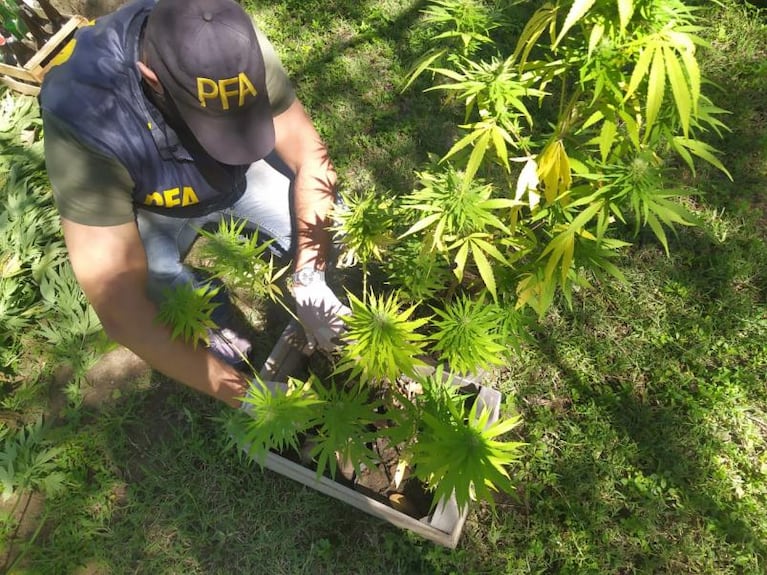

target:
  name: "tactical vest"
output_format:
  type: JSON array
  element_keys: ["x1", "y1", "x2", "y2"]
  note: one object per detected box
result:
[{"x1": 39, "y1": 0, "x2": 252, "y2": 217}]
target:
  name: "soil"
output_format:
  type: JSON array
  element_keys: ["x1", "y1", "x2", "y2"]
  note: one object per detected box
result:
[{"x1": 277, "y1": 430, "x2": 436, "y2": 521}]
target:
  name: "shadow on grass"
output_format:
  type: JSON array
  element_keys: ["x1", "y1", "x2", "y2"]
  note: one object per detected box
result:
[
  {"x1": 512, "y1": 224, "x2": 767, "y2": 571},
  {"x1": 17, "y1": 373, "x2": 480, "y2": 574},
  {"x1": 259, "y1": 0, "x2": 457, "y2": 196}
]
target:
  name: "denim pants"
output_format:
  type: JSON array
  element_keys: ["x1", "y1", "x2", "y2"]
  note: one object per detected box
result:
[{"x1": 136, "y1": 153, "x2": 294, "y2": 326}]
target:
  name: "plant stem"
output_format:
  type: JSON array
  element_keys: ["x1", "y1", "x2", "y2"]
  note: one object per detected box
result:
[
  {"x1": 4, "y1": 507, "x2": 48, "y2": 573},
  {"x1": 1, "y1": 490, "x2": 29, "y2": 574}
]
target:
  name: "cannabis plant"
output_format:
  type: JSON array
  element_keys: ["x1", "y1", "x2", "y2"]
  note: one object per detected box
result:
[
  {"x1": 0, "y1": 418, "x2": 67, "y2": 572},
  {"x1": 331, "y1": 188, "x2": 396, "y2": 270},
  {"x1": 234, "y1": 377, "x2": 323, "y2": 463},
  {"x1": 381, "y1": 238, "x2": 453, "y2": 303},
  {"x1": 400, "y1": 161, "x2": 522, "y2": 300},
  {"x1": 197, "y1": 217, "x2": 288, "y2": 305},
  {"x1": 402, "y1": 0, "x2": 731, "y2": 316},
  {"x1": 335, "y1": 290, "x2": 430, "y2": 385},
  {"x1": 0, "y1": 418, "x2": 66, "y2": 502},
  {"x1": 307, "y1": 381, "x2": 382, "y2": 478},
  {"x1": 429, "y1": 294, "x2": 508, "y2": 375},
  {"x1": 406, "y1": 368, "x2": 524, "y2": 511},
  {"x1": 155, "y1": 282, "x2": 221, "y2": 349},
  {"x1": 1, "y1": 90, "x2": 97, "y2": 400}
]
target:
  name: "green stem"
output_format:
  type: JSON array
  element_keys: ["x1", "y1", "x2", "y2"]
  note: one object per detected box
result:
[
  {"x1": 5, "y1": 507, "x2": 48, "y2": 573},
  {"x1": 1, "y1": 490, "x2": 32, "y2": 574}
]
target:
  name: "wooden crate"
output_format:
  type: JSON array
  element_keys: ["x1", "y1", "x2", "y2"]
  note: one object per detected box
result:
[
  {"x1": 257, "y1": 320, "x2": 502, "y2": 548},
  {"x1": 0, "y1": 15, "x2": 88, "y2": 96}
]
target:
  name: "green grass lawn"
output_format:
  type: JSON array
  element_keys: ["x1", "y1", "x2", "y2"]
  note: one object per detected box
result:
[{"x1": 2, "y1": 0, "x2": 767, "y2": 573}]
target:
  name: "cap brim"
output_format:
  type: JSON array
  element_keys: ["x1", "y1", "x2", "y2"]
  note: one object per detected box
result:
[{"x1": 175, "y1": 95, "x2": 275, "y2": 165}]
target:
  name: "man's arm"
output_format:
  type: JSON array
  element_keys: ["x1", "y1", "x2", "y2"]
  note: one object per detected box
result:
[
  {"x1": 61, "y1": 218, "x2": 249, "y2": 407},
  {"x1": 272, "y1": 99, "x2": 337, "y2": 272}
]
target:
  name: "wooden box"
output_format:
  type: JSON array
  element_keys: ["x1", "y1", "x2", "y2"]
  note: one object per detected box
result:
[
  {"x1": 256, "y1": 320, "x2": 502, "y2": 548},
  {"x1": 0, "y1": 15, "x2": 88, "y2": 96}
]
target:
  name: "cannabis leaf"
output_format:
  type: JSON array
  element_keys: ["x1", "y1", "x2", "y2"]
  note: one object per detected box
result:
[
  {"x1": 235, "y1": 377, "x2": 323, "y2": 464},
  {"x1": 429, "y1": 294, "x2": 508, "y2": 374},
  {"x1": 409, "y1": 370, "x2": 524, "y2": 511},
  {"x1": 308, "y1": 382, "x2": 381, "y2": 479},
  {"x1": 336, "y1": 290, "x2": 429, "y2": 384},
  {"x1": 155, "y1": 283, "x2": 221, "y2": 348},
  {"x1": 197, "y1": 217, "x2": 288, "y2": 303}
]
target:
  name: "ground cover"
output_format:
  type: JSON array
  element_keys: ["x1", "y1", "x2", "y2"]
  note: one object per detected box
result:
[{"x1": 1, "y1": 0, "x2": 767, "y2": 573}]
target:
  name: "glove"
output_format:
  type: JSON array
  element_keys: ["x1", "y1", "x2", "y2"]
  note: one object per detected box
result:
[{"x1": 292, "y1": 281, "x2": 351, "y2": 353}]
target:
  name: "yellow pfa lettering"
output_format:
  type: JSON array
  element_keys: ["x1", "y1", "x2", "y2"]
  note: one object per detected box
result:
[
  {"x1": 164, "y1": 187, "x2": 181, "y2": 207},
  {"x1": 218, "y1": 77, "x2": 239, "y2": 110},
  {"x1": 238, "y1": 73, "x2": 258, "y2": 106},
  {"x1": 181, "y1": 186, "x2": 199, "y2": 205},
  {"x1": 197, "y1": 78, "x2": 219, "y2": 108},
  {"x1": 142, "y1": 187, "x2": 200, "y2": 208},
  {"x1": 143, "y1": 191, "x2": 164, "y2": 206},
  {"x1": 196, "y1": 73, "x2": 258, "y2": 109}
]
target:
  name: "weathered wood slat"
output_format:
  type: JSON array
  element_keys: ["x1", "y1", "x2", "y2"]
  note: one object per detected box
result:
[{"x1": 1, "y1": 15, "x2": 88, "y2": 94}]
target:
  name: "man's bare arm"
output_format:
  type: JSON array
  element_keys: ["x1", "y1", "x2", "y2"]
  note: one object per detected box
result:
[
  {"x1": 61, "y1": 218, "x2": 249, "y2": 407},
  {"x1": 272, "y1": 99, "x2": 337, "y2": 271}
]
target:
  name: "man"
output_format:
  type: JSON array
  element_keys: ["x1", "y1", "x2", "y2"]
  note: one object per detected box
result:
[{"x1": 39, "y1": 0, "x2": 349, "y2": 408}]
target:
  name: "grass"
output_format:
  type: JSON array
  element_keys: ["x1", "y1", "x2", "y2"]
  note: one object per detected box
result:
[{"x1": 2, "y1": 0, "x2": 767, "y2": 573}]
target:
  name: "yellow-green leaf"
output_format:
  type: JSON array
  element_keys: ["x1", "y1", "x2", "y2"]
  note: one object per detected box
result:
[
  {"x1": 580, "y1": 110, "x2": 605, "y2": 131},
  {"x1": 567, "y1": 199, "x2": 604, "y2": 234},
  {"x1": 402, "y1": 49, "x2": 446, "y2": 92},
  {"x1": 464, "y1": 129, "x2": 491, "y2": 186},
  {"x1": 624, "y1": 42, "x2": 655, "y2": 103},
  {"x1": 670, "y1": 136, "x2": 695, "y2": 173},
  {"x1": 646, "y1": 212, "x2": 669, "y2": 255},
  {"x1": 537, "y1": 140, "x2": 572, "y2": 203},
  {"x1": 560, "y1": 233, "x2": 575, "y2": 283},
  {"x1": 480, "y1": 198, "x2": 525, "y2": 210},
  {"x1": 490, "y1": 125, "x2": 510, "y2": 172},
  {"x1": 473, "y1": 236, "x2": 510, "y2": 265},
  {"x1": 588, "y1": 21, "x2": 604, "y2": 57},
  {"x1": 678, "y1": 46, "x2": 701, "y2": 113},
  {"x1": 617, "y1": 0, "x2": 634, "y2": 33},
  {"x1": 514, "y1": 4, "x2": 559, "y2": 65},
  {"x1": 453, "y1": 241, "x2": 470, "y2": 281},
  {"x1": 675, "y1": 137, "x2": 732, "y2": 179},
  {"x1": 645, "y1": 45, "x2": 666, "y2": 140},
  {"x1": 442, "y1": 129, "x2": 483, "y2": 163},
  {"x1": 664, "y1": 46, "x2": 691, "y2": 136},
  {"x1": 543, "y1": 232, "x2": 572, "y2": 282},
  {"x1": 471, "y1": 241, "x2": 497, "y2": 301},
  {"x1": 555, "y1": 0, "x2": 596, "y2": 48},
  {"x1": 599, "y1": 118, "x2": 618, "y2": 162},
  {"x1": 399, "y1": 213, "x2": 442, "y2": 239},
  {"x1": 617, "y1": 109, "x2": 640, "y2": 150}
]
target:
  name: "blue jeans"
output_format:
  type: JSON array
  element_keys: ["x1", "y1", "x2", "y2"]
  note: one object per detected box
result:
[{"x1": 136, "y1": 153, "x2": 294, "y2": 326}]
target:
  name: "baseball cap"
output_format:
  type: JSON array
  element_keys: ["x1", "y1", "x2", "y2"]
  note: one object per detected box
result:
[{"x1": 142, "y1": 0, "x2": 275, "y2": 165}]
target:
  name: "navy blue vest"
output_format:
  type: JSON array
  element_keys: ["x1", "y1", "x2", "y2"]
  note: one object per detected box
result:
[{"x1": 39, "y1": 0, "x2": 251, "y2": 217}]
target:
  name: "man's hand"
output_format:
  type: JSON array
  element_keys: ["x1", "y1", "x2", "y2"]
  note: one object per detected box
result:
[{"x1": 292, "y1": 282, "x2": 350, "y2": 352}]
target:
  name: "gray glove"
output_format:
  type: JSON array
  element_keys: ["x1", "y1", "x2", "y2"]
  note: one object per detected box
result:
[{"x1": 292, "y1": 281, "x2": 350, "y2": 353}]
